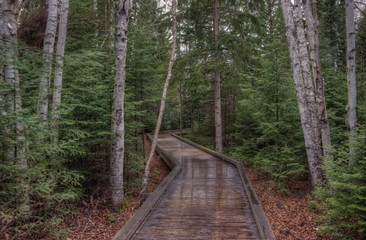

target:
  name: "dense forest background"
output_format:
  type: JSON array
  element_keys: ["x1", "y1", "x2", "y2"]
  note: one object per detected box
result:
[{"x1": 1, "y1": 0, "x2": 366, "y2": 239}]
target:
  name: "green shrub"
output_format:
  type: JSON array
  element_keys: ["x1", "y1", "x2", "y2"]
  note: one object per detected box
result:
[{"x1": 316, "y1": 143, "x2": 366, "y2": 239}]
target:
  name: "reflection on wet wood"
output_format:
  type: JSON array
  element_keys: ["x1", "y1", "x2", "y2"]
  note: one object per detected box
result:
[{"x1": 131, "y1": 134, "x2": 263, "y2": 239}]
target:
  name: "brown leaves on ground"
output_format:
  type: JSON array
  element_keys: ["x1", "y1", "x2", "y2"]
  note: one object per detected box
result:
[
  {"x1": 64, "y1": 137, "x2": 170, "y2": 240},
  {"x1": 246, "y1": 166, "x2": 331, "y2": 240},
  {"x1": 64, "y1": 196, "x2": 141, "y2": 240}
]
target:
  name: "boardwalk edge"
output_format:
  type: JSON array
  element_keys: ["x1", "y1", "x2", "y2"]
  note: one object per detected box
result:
[
  {"x1": 112, "y1": 134, "x2": 182, "y2": 240},
  {"x1": 171, "y1": 133, "x2": 276, "y2": 240}
]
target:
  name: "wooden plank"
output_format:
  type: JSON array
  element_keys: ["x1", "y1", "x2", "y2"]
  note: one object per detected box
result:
[
  {"x1": 112, "y1": 135, "x2": 182, "y2": 240},
  {"x1": 171, "y1": 133, "x2": 275, "y2": 240},
  {"x1": 114, "y1": 133, "x2": 274, "y2": 240}
]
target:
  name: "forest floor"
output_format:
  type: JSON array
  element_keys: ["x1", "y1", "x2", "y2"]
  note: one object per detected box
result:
[
  {"x1": 63, "y1": 138, "x2": 170, "y2": 240},
  {"x1": 246, "y1": 166, "x2": 333, "y2": 240},
  {"x1": 63, "y1": 142, "x2": 331, "y2": 240}
]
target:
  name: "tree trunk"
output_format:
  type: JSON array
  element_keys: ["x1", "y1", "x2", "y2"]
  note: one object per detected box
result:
[
  {"x1": 93, "y1": 0, "x2": 99, "y2": 37},
  {"x1": 109, "y1": 0, "x2": 116, "y2": 49},
  {"x1": 15, "y1": 0, "x2": 24, "y2": 23},
  {"x1": 2, "y1": 0, "x2": 29, "y2": 217},
  {"x1": 179, "y1": 81, "x2": 183, "y2": 135},
  {"x1": 0, "y1": 0, "x2": 3, "y2": 57},
  {"x1": 281, "y1": 0, "x2": 323, "y2": 185},
  {"x1": 293, "y1": 0, "x2": 323, "y2": 169},
  {"x1": 51, "y1": 0, "x2": 69, "y2": 145},
  {"x1": 345, "y1": 0, "x2": 357, "y2": 165},
  {"x1": 0, "y1": 0, "x2": 8, "y2": 160},
  {"x1": 1, "y1": 0, "x2": 15, "y2": 161},
  {"x1": 110, "y1": 0, "x2": 132, "y2": 207},
  {"x1": 293, "y1": 0, "x2": 320, "y2": 141},
  {"x1": 302, "y1": 0, "x2": 332, "y2": 158},
  {"x1": 140, "y1": 0, "x2": 177, "y2": 202},
  {"x1": 213, "y1": 0, "x2": 223, "y2": 153},
  {"x1": 38, "y1": 0, "x2": 58, "y2": 121}
]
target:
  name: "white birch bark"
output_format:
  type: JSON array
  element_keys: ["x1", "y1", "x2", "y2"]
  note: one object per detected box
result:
[
  {"x1": 51, "y1": 0, "x2": 69, "y2": 145},
  {"x1": 345, "y1": 0, "x2": 357, "y2": 165},
  {"x1": 293, "y1": 0, "x2": 318, "y2": 129},
  {"x1": 179, "y1": 81, "x2": 183, "y2": 135},
  {"x1": 0, "y1": 0, "x2": 3, "y2": 40},
  {"x1": 1, "y1": 0, "x2": 15, "y2": 161},
  {"x1": 109, "y1": 0, "x2": 116, "y2": 49},
  {"x1": 281, "y1": 0, "x2": 323, "y2": 185},
  {"x1": 213, "y1": 0, "x2": 223, "y2": 154},
  {"x1": 302, "y1": 0, "x2": 332, "y2": 158},
  {"x1": 2, "y1": 0, "x2": 29, "y2": 216},
  {"x1": 140, "y1": 0, "x2": 177, "y2": 202},
  {"x1": 38, "y1": 0, "x2": 58, "y2": 121},
  {"x1": 110, "y1": 0, "x2": 132, "y2": 207},
  {"x1": 293, "y1": 0, "x2": 323, "y2": 162},
  {"x1": 0, "y1": 0, "x2": 5, "y2": 121},
  {"x1": 93, "y1": 0, "x2": 99, "y2": 37},
  {"x1": 14, "y1": 0, "x2": 24, "y2": 23}
]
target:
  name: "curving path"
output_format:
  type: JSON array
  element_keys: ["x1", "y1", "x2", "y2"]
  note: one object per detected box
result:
[{"x1": 113, "y1": 134, "x2": 274, "y2": 240}]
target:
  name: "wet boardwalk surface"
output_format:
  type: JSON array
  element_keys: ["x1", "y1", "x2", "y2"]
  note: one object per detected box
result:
[
  {"x1": 114, "y1": 133, "x2": 273, "y2": 239},
  {"x1": 132, "y1": 134, "x2": 262, "y2": 239}
]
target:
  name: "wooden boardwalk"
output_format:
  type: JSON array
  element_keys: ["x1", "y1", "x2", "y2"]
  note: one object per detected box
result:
[{"x1": 114, "y1": 134, "x2": 274, "y2": 240}]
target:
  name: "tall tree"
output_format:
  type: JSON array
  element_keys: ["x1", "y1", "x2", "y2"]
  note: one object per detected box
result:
[
  {"x1": 345, "y1": 0, "x2": 357, "y2": 165},
  {"x1": 0, "y1": 0, "x2": 8, "y2": 160},
  {"x1": 51, "y1": 0, "x2": 69, "y2": 145},
  {"x1": 140, "y1": 0, "x2": 177, "y2": 202},
  {"x1": 109, "y1": 0, "x2": 117, "y2": 49},
  {"x1": 93, "y1": 0, "x2": 99, "y2": 37},
  {"x1": 110, "y1": 0, "x2": 132, "y2": 207},
  {"x1": 213, "y1": 0, "x2": 223, "y2": 153},
  {"x1": 281, "y1": 0, "x2": 323, "y2": 185},
  {"x1": 38, "y1": 0, "x2": 58, "y2": 121},
  {"x1": 302, "y1": 0, "x2": 332, "y2": 157},
  {"x1": 1, "y1": 0, "x2": 29, "y2": 216}
]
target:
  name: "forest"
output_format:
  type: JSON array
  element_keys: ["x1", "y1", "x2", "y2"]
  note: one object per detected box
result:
[{"x1": 1, "y1": 0, "x2": 366, "y2": 239}]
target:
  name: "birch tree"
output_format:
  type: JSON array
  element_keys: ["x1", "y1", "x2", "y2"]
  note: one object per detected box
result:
[
  {"x1": 109, "y1": 0, "x2": 116, "y2": 49},
  {"x1": 281, "y1": 0, "x2": 323, "y2": 185},
  {"x1": 110, "y1": 0, "x2": 132, "y2": 207},
  {"x1": 140, "y1": 0, "x2": 177, "y2": 202},
  {"x1": 93, "y1": 0, "x2": 99, "y2": 37},
  {"x1": 213, "y1": 0, "x2": 223, "y2": 153},
  {"x1": 1, "y1": 0, "x2": 29, "y2": 216},
  {"x1": 302, "y1": 0, "x2": 332, "y2": 157},
  {"x1": 38, "y1": 0, "x2": 58, "y2": 121},
  {"x1": 1, "y1": 0, "x2": 15, "y2": 161},
  {"x1": 0, "y1": 0, "x2": 6, "y2": 156},
  {"x1": 345, "y1": 0, "x2": 357, "y2": 165},
  {"x1": 51, "y1": 0, "x2": 69, "y2": 145}
]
